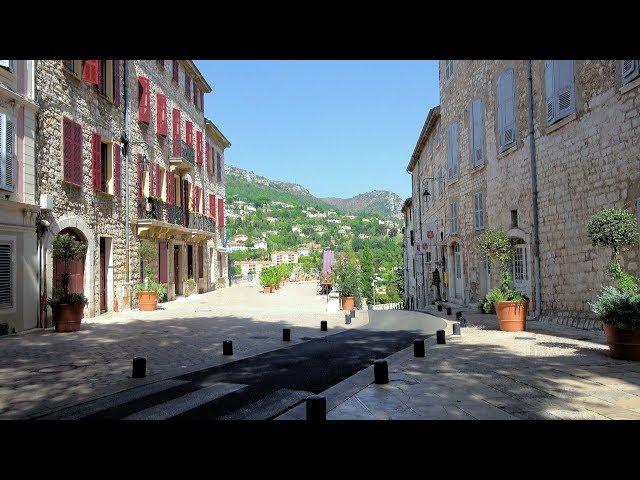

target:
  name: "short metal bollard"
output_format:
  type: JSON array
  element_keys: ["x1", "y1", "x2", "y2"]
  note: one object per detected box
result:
[
  {"x1": 283, "y1": 328, "x2": 291, "y2": 341},
  {"x1": 436, "y1": 329, "x2": 446, "y2": 344},
  {"x1": 456, "y1": 311, "x2": 463, "y2": 320},
  {"x1": 374, "y1": 359, "x2": 389, "y2": 384},
  {"x1": 460, "y1": 315, "x2": 467, "y2": 327},
  {"x1": 446, "y1": 307, "x2": 452, "y2": 315},
  {"x1": 437, "y1": 304, "x2": 443, "y2": 312},
  {"x1": 350, "y1": 309, "x2": 356, "y2": 319},
  {"x1": 306, "y1": 395, "x2": 326, "y2": 421},
  {"x1": 320, "y1": 320, "x2": 328, "y2": 331},
  {"x1": 453, "y1": 323, "x2": 461, "y2": 335},
  {"x1": 132, "y1": 357, "x2": 146, "y2": 378},
  {"x1": 413, "y1": 339, "x2": 425, "y2": 357},
  {"x1": 223, "y1": 340, "x2": 233, "y2": 355},
  {"x1": 345, "y1": 314, "x2": 351, "y2": 325}
]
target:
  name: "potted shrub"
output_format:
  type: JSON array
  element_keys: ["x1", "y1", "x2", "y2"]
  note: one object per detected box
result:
[
  {"x1": 478, "y1": 229, "x2": 529, "y2": 331},
  {"x1": 133, "y1": 241, "x2": 166, "y2": 311},
  {"x1": 260, "y1": 266, "x2": 276, "y2": 294},
  {"x1": 588, "y1": 208, "x2": 640, "y2": 360},
  {"x1": 333, "y1": 252, "x2": 362, "y2": 311},
  {"x1": 47, "y1": 233, "x2": 89, "y2": 332}
]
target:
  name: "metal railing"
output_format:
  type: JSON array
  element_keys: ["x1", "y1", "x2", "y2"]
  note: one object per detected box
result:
[
  {"x1": 171, "y1": 139, "x2": 195, "y2": 166},
  {"x1": 190, "y1": 212, "x2": 216, "y2": 233},
  {"x1": 137, "y1": 197, "x2": 186, "y2": 228}
]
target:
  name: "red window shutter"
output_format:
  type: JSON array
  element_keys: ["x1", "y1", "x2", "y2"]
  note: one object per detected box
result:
[
  {"x1": 63, "y1": 117, "x2": 74, "y2": 183},
  {"x1": 185, "y1": 75, "x2": 190, "y2": 99},
  {"x1": 136, "y1": 154, "x2": 143, "y2": 197},
  {"x1": 91, "y1": 133, "x2": 101, "y2": 191},
  {"x1": 156, "y1": 93, "x2": 167, "y2": 136},
  {"x1": 186, "y1": 121, "x2": 193, "y2": 147},
  {"x1": 216, "y1": 153, "x2": 222, "y2": 182},
  {"x1": 205, "y1": 141, "x2": 211, "y2": 172},
  {"x1": 158, "y1": 242, "x2": 168, "y2": 283},
  {"x1": 138, "y1": 76, "x2": 151, "y2": 123},
  {"x1": 113, "y1": 60, "x2": 121, "y2": 107},
  {"x1": 172, "y1": 109, "x2": 181, "y2": 156},
  {"x1": 166, "y1": 170, "x2": 174, "y2": 205},
  {"x1": 209, "y1": 194, "x2": 215, "y2": 219},
  {"x1": 114, "y1": 144, "x2": 121, "y2": 197},
  {"x1": 196, "y1": 131, "x2": 203, "y2": 164},
  {"x1": 72, "y1": 122, "x2": 83, "y2": 187},
  {"x1": 202, "y1": 188, "x2": 206, "y2": 215},
  {"x1": 200, "y1": 91, "x2": 204, "y2": 112},
  {"x1": 218, "y1": 197, "x2": 225, "y2": 228},
  {"x1": 82, "y1": 60, "x2": 99, "y2": 85}
]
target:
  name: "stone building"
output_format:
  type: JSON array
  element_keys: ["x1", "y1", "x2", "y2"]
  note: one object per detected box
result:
[
  {"x1": 0, "y1": 60, "x2": 39, "y2": 333},
  {"x1": 404, "y1": 60, "x2": 640, "y2": 328},
  {"x1": 35, "y1": 60, "x2": 230, "y2": 327},
  {"x1": 401, "y1": 198, "x2": 415, "y2": 310}
]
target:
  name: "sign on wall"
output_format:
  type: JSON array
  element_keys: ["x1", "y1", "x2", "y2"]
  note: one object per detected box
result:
[{"x1": 415, "y1": 222, "x2": 437, "y2": 257}]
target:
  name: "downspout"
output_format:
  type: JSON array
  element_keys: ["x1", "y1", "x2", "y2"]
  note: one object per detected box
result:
[
  {"x1": 527, "y1": 60, "x2": 543, "y2": 319},
  {"x1": 123, "y1": 60, "x2": 131, "y2": 307}
]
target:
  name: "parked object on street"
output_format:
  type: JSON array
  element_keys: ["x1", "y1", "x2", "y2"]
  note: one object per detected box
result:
[
  {"x1": 306, "y1": 395, "x2": 326, "y2": 421},
  {"x1": 413, "y1": 338, "x2": 425, "y2": 357},
  {"x1": 223, "y1": 340, "x2": 233, "y2": 355},
  {"x1": 132, "y1": 357, "x2": 146, "y2": 378},
  {"x1": 134, "y1": 242, "x2": 166, "y2": 312},
  {"x1": 320, "y1": 320, "x2": 327, "y2": 331},
  {"x1": 374, "y1": 359, "x2": 389, "y2": 384},
  {"x1": 47, "y1": 234, "x2": 89, "y2": 332},
  {"x1": 436, "y1": 329, "x2": 446, "y2": 344},
  {"x1": 282, "y1": 328, "x2": 291, "y2": 341},
  {"x1": 588, "y1": 208, "x2": 640, "y2": 360}
]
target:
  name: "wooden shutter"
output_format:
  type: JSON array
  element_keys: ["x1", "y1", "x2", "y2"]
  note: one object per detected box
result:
[
  {"x1": 498, "y1": 69, "x2": 515, "y2": 151},
  {"x1": 172, "y1": 109, "x2": 181, "y2": 156},
  {"x1": 186, "y1": 121, "x2": 193, "y2": 147},
  {"x1": 218, "y1": 197, "x2": 225, "y2": 228},
  {"x1": 470, "y1": 99, "x2": 484, "y2": 166},
  {"x1": 138, "y1": 76, "x2": 151, "y2": 123},
  {"x1": 158, "y1": 241, "x2": 168, "y2": 283},
  {"x1": 545, "y1": 60, "x2": 556, "y2": 125},
  {"x1": 0, "y1": 113, "x2": 15, "y2": 192},
  {"x1": 209, "y1": 194, "x2": 215, "y2": 219},
  {"x1": 91, "y1": 133, "x2": 101, "y2": 191},
  {"x1": 622, "y1": 60, "x2": 640, "y2": 85},
  {"x1": 82, "y1": 60, "x2": 99, "y2": 84},
  {"x1": 172, "y1": 60, "x2": 179, "y2": 83},
  {"x1": 114, "y1": 143, "x2": 121, "y2": 197},
  {"x1": 205, "y1": 141, "x2": 211, "y2": 172},
  {"x1": 216, "y1": 153, "x2": 222, "y2": 182},
  {"x1": 62, "y1": 116, "x2": 74, "y2": 185},
  {"x1": 156, "y1": 93, "x2": 168, "y2": 136},
  {"x1": 185, "y1": 75, "x2": 191, "y2": 99},
  {"x1": 555, "y1": 60, "x2": 575, "y2": 119},
  {"x1": 113, "y1": 60, "x2": 121, "y2": 107},
  {"x1": 166, "y1": 170, "x2": 174, "y2": 204},
  {"x1": 196, "y1": 131, "x2": 203, "y2": 164},
  {"x1": 0, "y1": 242, "x2": 11, "y2": 309},
  {"x1": 447, "y1": 123, "x2": 457, "y2": 179}
]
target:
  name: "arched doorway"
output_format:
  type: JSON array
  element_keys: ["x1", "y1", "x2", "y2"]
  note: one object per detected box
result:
[{"x1": 53, "y1": 228, "x2": 87, "y2": 295}]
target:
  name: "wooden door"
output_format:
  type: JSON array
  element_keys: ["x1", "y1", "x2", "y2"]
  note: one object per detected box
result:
[
  {"x1": 100, "y1": 238, "x2": 106, "y2": 313},
  {"x1": 174, "y1": 245, "x2": 180, "y2": 295}
]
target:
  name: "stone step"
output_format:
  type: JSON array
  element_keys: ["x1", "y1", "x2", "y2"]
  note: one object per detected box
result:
[
  {"x1": 219, "y1": 389, "x2": 311, "y2": 420},
  {"x1": 124, "y1": 382, "x2": 247, "y2": 420}
]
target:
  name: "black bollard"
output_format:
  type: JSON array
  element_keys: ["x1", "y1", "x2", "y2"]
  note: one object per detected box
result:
[
  {"x1": 320, "y1": 320, "x2": 328, "y2": 331},
  {"x1": 437, "y1": 304, "x2": 442, "y2": 312},
  {"x1": 374, "y1": 359, "x2": 389, "y2": 384},
  {"x1": 283, "y1": 328, "x2": 291, "y2": 341},
  {"x1": 345, "y1": 314, "x2": 351, "y2": 325},
  {"x1": 413, "y1": 339, "x2": 425, "y2": 357},
  {"x1": 437, "y1": 329, "x2": 446, "y2": 344},
  {"x1": 306, "y1": 395, "x2": 326, "y2": 421},
  {"x1": 350, "y1": 309, "x2": 356, "y2": 319},
  {"x1": 446, "y1": 307, "x2": 452, "y2": 315},
  {"x1": 132, "y1": 357, "x2": 146, "y2": 378},
  {"x1": 453, "y1": 323, "x2": 461, "y2": 335},
  {"x1": 223, "y1": 340, "x2": 233, "y2": 355},
  {"x1": 460, "y1": 315, "x2": 467, "y2": 327},
  {"x1": 456, "y1": 311, "x2": 463, "y2": 320}
]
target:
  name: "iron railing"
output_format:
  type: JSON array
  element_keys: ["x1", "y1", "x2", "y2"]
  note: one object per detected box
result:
[
  {"x1": 137, "y1": 197, "x2": 186, "y2": 228},
  {"x1": 171, "y1": 139, "x2": 196, "y2": 166}
]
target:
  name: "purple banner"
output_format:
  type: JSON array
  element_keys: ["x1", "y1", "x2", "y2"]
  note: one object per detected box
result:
[{"x1": 322, "y1": 250, "x2": 334, "y2": 274}]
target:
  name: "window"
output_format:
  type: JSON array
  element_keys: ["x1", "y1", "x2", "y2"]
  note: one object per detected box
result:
[
  {"x1": 447, "y1": 123, "x2": 458, "y2": 180},
  {"x1": 450, "y1": 202, "x2": 459, "y2": 234},
  {"x1": 0, "y1": 113, "x2": 16, "y2": 192},
  {"x1": 100, "y1": 141, "x2": 109, "y2": 192},
  {"x1": 545, "y1": 60, "x2": 575, "y2": 126},
  {"x1": 62, "y1": 60, "x2": 82, "y2": 77},
  {"x1": 511, "y1": 209, "x2": 518, "y2": 228},
  {"x1": 426, "y1": 251, "x2": 432, "y2": 262},
  {"x1": 469, "y1": 99, "x2": 484, "y2": 167},
  {"x1": 93, "y1": 139, "x2": 116, "y2": 195},
  {"x1": 185, "y1": 74, "x2": 191, "y2": 99},
  {"x1": 622, "y1": 60, "x2": 640, "y2": 86},
  {"x1": 474, "y1": 192, "x2": 485, "y2": 230},
  {"x1": 0, "y1": 240, "x2": 13, "y2": 310},
  {"x1": 497, "y1": 68, "x2": 516, "y2": 152},
  {"x1": 216, "y1": 152, "x2": 223, "y2": 182},
  {"x1": 444, "y1": 60, "x2": 454, "y2": 81}
]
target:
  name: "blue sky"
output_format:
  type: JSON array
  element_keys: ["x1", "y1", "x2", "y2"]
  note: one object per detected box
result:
[{"x1": 196, "y1": 61, "x2": 439, "y2": 199}]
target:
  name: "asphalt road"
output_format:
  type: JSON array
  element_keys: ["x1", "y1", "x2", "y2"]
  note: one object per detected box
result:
[{"x1": 42, "y1": 310, "x2": 446, "y2": 420}]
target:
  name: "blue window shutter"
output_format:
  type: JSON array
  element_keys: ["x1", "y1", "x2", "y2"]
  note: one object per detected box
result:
[
  {"x1": 447, "y1": 124, "x2": 454, "y2": 179},
  {"x1": 545, "y1": 60, "x2": 556, "y2": 125},
  {"x1": 473, "y1": 99, "x2": 484, "y2": 166},
  {"x1": 622, "y1": 60, "x2": 640, "y2": 85},
  {"x1": 556, "y1": 60, "x2": 575, "y2": 119},
  {"x1": 0, "y1": 113, "x2": 15, "y2": 192},
  {"x1": 499, "y1": 69, "x2": 515, "y2": 150}
]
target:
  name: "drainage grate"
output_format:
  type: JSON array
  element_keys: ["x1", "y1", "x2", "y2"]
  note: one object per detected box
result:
[{"x1": 514, "y1": 336, "x2": 536, "y2": 340}]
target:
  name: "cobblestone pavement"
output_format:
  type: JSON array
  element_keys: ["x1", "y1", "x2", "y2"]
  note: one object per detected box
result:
[
  {"x1": 0, "y1": 281, "x2": 362, "y2": 419},
  {"x1": 278, "y1": 306, "x2": 640, "y2": 420}
]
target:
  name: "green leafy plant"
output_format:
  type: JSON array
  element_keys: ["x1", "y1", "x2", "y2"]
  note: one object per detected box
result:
[
  {"x1": 590, "y1": 286, "x2": 640, "y2": 330},
  {"x1": 134, "y1": 241, "x2": 167, "y2": 298},
  {"x1": 259, "y1": 266, "x2": 279, "y2": 287},
  {"x1": 333, "y1": 251, "x2": 363, "y2": 307},
  {"x1": 587, "y1": 208, "x2": 638, "y2": 261},
  {"x1": 47, "y1": 233, "x2": 88, "y2": 307}
]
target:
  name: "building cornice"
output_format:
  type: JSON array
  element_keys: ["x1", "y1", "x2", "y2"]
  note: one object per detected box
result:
[
  {"x1": 180, "y1": 60, "x2": 212, "y2": 93},
  {"x1": 205, "y1": 118, "x2": 231, "y2": 149},
  {"x1": 406, "y1": 105, "x2": 440, "y2": 173},
  {"x1": 0, "y1": 84, "x2": 38, "y2": 112},
  {"x1": 401, "y1": 197, "x2": 413, "y2": 213}
]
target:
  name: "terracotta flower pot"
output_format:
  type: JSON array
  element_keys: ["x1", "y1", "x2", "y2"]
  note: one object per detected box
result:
[
  {"x1": 53, "y1": 303, "x2": 84, "y2": 332},
  {"x1": 494, "y1": 300, "x2": 528, "y2": 331},
  {"x1": 138, "y1": 291, "x2": 158, "y2": 311},
  {"x1": 341, "y1": 296, "x2": 355, "y2": 311},
  {"x1": 263, "y1": 286, "x2": 273, "y2": 294},
  {"x1": 604, "y1": 323, "x2": 640, "y2": 361}
]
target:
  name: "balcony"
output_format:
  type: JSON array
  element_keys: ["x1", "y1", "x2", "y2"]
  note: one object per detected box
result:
[
  {"x1": 169, "y1": 140, "x2": 196, "y2": 175},
  {"x1": 135, "y1": 197, "x2": 215, "y2": 242}
]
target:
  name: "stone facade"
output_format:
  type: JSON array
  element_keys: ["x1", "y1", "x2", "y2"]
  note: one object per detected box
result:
[
  {"x1": 404, "y1": 60, "x2": 640, "y2": 329},
  {"x1": 34, "y1": 60, "x2": 230, "y2": 326},
  {"x1": 0, "y1": 60, "x2": 39, "y2": 333}
]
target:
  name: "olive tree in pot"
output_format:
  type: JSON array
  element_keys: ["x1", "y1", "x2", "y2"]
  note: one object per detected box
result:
[
  {"x1": 478, "y1": 228, "x2": 529, "y2": 331},
  {"x1": 133, "y1": 241, "x2": 166, "y2": 311},
  {"x1": 333, "y1": 251, "x2": 362, "y2": 311},
  {"x1": 588, "y1": 208, "x2": 640, "y2": 360},
  {"x1": 47, "y1": 233, "x2": 88, "y2": 332},
  {"x1": 260, "y1": 266, "x2": 277, "y2": 293}
]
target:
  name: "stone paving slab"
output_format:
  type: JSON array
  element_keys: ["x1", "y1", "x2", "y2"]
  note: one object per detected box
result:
[{"x1": 292, "y1": 307, "x2": 640, "y2": 420}]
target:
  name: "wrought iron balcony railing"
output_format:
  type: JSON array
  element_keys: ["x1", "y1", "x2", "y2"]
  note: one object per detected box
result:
[
  {"x1": 137, "y1": 197, "x2": 187, "y2": 228},
  {"x1": 171, "y1": 139, "x2": 195, "y2": 166},
  {"x1": 190, "y1": 212, "x2": 216, "y2": 233}
]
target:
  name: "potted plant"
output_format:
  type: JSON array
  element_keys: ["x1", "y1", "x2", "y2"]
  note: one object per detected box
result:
[
  {"x1": 588, "y1": 208, "x2": 640, "y2": 360},
  {"x1": 478, "y1": 229, "x2": 529, "y2": 331},
  {"x1": 333, "y1": 252, "x2": 362, "y2": 311},
  {"x1": 260, "y1": 266, "x2": 276, "y2": 294},
  {"x1": 133, "y1": 241, "x2": 166, "y2": 311},
  {"x1": 47, "y1": 233, "x2": 89, "y2": 332}
]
